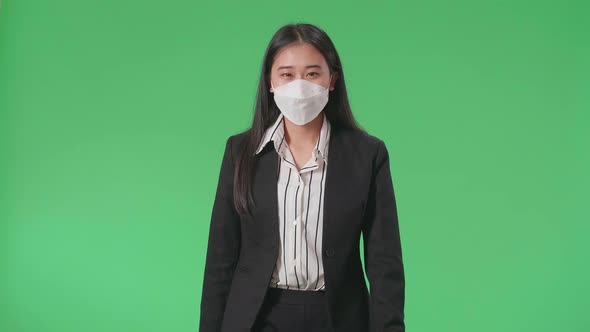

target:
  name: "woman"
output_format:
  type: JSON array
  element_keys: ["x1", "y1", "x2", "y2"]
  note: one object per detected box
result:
[{"x1": 199, "y1": 23, "x2": 405, "y2": 332}]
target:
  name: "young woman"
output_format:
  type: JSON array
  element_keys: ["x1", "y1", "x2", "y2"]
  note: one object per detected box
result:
[{"x1": 199, "y1": 23, "x2": 405, "y2": 332}]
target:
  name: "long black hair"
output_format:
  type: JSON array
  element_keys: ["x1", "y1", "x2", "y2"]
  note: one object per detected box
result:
[{"x1": 234, "y1": 23, "x2": 364, "y2": 217}]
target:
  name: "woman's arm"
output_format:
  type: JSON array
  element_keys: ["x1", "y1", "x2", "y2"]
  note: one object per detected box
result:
[
  {"x1": 199, "y1": 136, "x2": 241, "y2": 332},
  {"x1": 362, "y1": 139, "x2": 406, "y2": 332}
]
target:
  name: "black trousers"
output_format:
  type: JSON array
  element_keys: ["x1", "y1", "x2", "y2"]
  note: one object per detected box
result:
[{"x1": 252, "y1": 287, "x2": 332, "y2": 332}]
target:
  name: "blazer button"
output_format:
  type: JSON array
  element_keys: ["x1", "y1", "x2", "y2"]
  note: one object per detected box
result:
[{"x1": 325, "y1": 248, "x2": 335, "y2": 257}]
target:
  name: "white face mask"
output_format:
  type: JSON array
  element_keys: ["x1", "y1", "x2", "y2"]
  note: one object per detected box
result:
[{"x1": 271, "y1": 77, "x2": 330, "y2": 126}]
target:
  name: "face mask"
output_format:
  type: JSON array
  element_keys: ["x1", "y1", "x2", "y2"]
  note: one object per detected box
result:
[{"x1": 271, "y1": 77, "x2": 330, "y2": 126}]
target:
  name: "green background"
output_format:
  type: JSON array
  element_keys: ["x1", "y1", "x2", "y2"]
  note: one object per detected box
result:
[{"x1": 1, "y1": 0, "x2": 588, "y2": 331}]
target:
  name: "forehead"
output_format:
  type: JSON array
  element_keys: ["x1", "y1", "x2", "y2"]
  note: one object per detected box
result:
[{"x1": 272, "y1": 42, "x2": 328, "y2": 70}]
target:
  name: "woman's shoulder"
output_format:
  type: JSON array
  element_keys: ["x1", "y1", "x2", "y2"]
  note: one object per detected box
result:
[
  {"x1": 346, "y1": 126, "x2": 385, "y2": 145},
  {"x1": 337, "y1": 126, "x2": 388, "y2": 158},
  {"x1": 221, "y1": 129, "x2": 250, "y2": 160},
  {"x1": 226, "y1": 129, "x2": 248, "y2": 145},
  {"x1": 222, "y1": 127, "x2": 388, "y2": 160}
]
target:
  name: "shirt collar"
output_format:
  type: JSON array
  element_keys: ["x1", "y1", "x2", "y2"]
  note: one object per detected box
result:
[{"x1": 255, "y1": 112, "x2": 331, "y2": 164}]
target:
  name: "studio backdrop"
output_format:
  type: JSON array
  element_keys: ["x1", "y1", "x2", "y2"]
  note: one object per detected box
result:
[{"x1": 0, "y1": 0, "x2": 588, "y2": 331}]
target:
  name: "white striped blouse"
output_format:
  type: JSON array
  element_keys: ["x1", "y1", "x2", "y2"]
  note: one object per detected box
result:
[{"x1": 255, "y1": 112, "x2": 331, "y2": 291}]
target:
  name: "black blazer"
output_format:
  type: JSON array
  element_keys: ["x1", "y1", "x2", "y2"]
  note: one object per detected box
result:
[{"x1": 199, "y1": 125, "x2": 405, "y2": 332}]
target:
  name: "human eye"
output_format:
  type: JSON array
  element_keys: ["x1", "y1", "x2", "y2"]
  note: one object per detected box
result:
[
  {"x1": 307, "y1": 72, "x2": 319, "y2": 77},
  {"x1": 281, "y1": 73, "x2": 293, "y2": 77}
]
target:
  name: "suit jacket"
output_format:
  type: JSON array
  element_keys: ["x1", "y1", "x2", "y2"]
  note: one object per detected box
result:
[{"x1": 199, "y1": 125, "x2": 405, "y2": 332}]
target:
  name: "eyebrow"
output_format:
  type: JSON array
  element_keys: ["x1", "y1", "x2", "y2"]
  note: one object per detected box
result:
[{"x1": 277, "y1": 64, "x2": 323, "y2": 70}]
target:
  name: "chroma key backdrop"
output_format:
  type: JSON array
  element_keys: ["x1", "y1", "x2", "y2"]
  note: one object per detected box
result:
[{"x1": 0, "y1": 0, "x2": 588, "y2": 331}]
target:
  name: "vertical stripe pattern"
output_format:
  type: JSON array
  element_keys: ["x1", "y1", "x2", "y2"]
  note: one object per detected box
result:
[{"x1": 255, "y1": 112, "x2": 331, "y2": 291}]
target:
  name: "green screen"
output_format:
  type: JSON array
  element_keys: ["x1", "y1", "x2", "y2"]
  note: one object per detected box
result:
[{"x1": 1, "y1": 0, "x2": 588, "y2": 331}]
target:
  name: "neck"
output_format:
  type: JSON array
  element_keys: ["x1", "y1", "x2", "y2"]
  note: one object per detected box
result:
[{"x1": 283, "y1": 113, "x2": 324, "y2": 149}]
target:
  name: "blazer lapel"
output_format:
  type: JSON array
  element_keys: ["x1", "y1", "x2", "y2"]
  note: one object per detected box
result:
[
  {"x1": 250, "y1": 142, "x2": 280, "y2": 243},
  {"x1": 321, "y1": 126, "x2": 347, "y2": 252}
]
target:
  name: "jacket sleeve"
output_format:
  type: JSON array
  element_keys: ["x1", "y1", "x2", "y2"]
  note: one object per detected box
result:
[
  {"x1": 199, "y1": 135, "x2": 241, "y2": 332},
  {"x1": 362, "y1": 139, "x2": 406, "y2": 332}
]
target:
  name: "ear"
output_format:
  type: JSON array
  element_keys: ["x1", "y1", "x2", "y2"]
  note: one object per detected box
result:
[{"x1": 330, "y1": 72, "x2": 339, "y2": 91}]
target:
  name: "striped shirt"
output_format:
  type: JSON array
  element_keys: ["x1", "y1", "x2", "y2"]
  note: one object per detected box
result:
[{"x1": 255, "y1": 112, "x2": 331, "y2": 291}]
